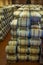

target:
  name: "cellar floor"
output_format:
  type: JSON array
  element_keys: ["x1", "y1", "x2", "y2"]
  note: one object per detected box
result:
[{"x1": 0, "y1": 32, "x2": 40, "y2": 65}]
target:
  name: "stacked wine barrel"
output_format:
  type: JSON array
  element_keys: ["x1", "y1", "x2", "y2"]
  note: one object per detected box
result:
[
  {"x1": 17, "y1": 10, "x2": 31, "y2": 61},
  {"x1": 29, "y1": 11, "x2": 41, "y2": 61},
  {"x1": 39, "y1": 9, "x2": 43, "y2": 64},
  {"x1": 5, "y1": 10, "x2": 21, "y2": 62},
  {"x1": 5, "y1": 5, "x2": 43, "y2": 64}
]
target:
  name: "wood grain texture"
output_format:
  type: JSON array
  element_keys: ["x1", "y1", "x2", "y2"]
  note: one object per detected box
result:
[{"x1": 0, "y1": 32, "x2": 40, "y2": 65}]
